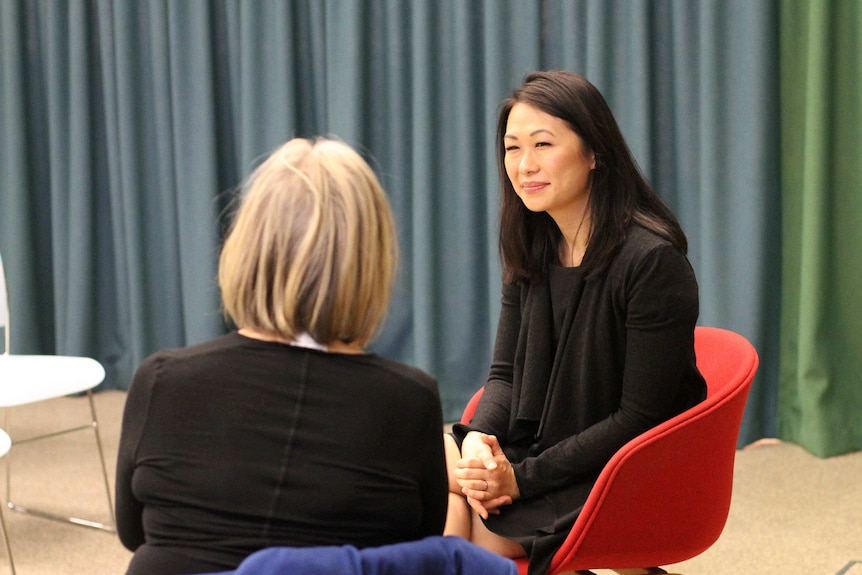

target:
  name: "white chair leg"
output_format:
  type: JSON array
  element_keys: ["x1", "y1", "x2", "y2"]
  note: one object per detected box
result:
[
  {"x1": 3, "y1": 392, "x2": 115, "y2": 532},
  {"x1": 0, "y1": 429, "x2": 15, "y2": 575},
  {"x1": 87, "y1": 390, "x2": 116, "y2": 527},
  {"x1": 0, "y1": 506, "x2": 14, "y2": 575}
]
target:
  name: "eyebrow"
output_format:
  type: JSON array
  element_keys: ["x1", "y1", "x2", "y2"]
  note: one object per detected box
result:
[{"x1": 503, "y1": 128, "x2": 556, "y2": 140}]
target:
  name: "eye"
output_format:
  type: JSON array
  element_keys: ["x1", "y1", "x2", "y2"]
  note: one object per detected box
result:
[
  {"x1": 504, "y1": 145, "x2": 520, "y2": 153},
  {"x1": 535, "y1": 141, "x2": 551, "y2": 148}
]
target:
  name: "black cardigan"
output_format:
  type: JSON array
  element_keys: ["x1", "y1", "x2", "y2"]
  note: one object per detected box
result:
[{"x1": 453, "y1": 224, "x2": 706, "y2": 574}]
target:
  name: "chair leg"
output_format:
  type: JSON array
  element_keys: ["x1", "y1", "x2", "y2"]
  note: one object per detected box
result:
[
  {"x1": 87, "y1": 390, "x2": 116, "y2": 527},
  {"x1": 0, "y1": 505, "x2": 14, "y2": 575},
  {"x1": 4, "y1": 392, "x2": 115, "y2": 532}
]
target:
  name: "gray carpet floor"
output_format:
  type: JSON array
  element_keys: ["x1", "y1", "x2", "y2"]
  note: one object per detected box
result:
[{"x1": 0, "y1": 391, "x2": 858, "y2": 575}]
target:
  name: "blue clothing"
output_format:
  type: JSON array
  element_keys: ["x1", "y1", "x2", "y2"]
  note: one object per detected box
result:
[{"x1": 200, "y1": 536, "x2": 518, "y2": 575}]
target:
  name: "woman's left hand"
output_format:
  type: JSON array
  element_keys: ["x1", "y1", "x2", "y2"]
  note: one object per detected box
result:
[{"x1": 454, "y1": 433, "x2": 519, "y2": 519}]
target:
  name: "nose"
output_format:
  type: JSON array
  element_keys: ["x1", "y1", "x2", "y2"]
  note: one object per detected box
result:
[{"x1": 519, "y1": 149, "x2": 538, "y2": 174}]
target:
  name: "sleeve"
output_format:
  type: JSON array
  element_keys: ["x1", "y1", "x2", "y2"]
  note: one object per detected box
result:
[
  {"x1": 418, "y1": 378, "x2": 449, "y2": 536},
  {"x1": 451, "y1": 281, "x2": 521, "y2": 445},
  {"x1": 115, "y1": 354, "x2": 159, "y2": 551},
  {"x1": 514, "y1": 244, "x2": 703, "y2": 498}
]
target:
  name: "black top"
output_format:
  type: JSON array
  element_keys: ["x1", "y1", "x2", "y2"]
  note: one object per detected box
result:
[
  {"x1": 116, "y1": 332, "x2": 448, "y2": 575},
  {"x1": 454, "y1": 225, "x2": 706, "y2": 575},
  {"x1": 548, "y1": 264, "x2": 582, "y2": 347}
]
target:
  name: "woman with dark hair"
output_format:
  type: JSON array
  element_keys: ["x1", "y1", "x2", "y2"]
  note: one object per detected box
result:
[{"x1": 444, "y1": 71, "x2": 707, "y2": 574}]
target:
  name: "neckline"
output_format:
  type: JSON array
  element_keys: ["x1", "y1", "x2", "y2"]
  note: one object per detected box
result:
[{"x1": 236, "y1": 329, "x2": 367, "y2": 355}]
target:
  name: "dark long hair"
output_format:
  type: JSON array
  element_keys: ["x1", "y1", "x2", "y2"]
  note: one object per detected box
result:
[{"x1": 497, "y1": 70, "x2": 687, "y2": 283}]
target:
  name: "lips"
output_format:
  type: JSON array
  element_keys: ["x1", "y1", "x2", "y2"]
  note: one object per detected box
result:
[{"x1": 521, "y1": 182, "x2": 548, "y2": 194}]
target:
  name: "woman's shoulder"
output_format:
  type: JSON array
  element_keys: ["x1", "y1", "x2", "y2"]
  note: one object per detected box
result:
[
  {"x1": 357, "y1": 354, "x2": 438, "y2": 390},
  {"x1": 329, "y1": 355, "x2": 441, "y2": 418},
  {"x1": 602, "y1": 224, "x2": 695, "y2": 288},
  {"x1": 612, "y1": 224, "x2": 687, "y2": 265},
  {"x1": 138, "y1": 332, "x2": 241, "y2": 365},
  {"x1": 131, "y1": 332, "x2": 254, "y2": 386},
  {"x1": 623, "y1": 223, "x2": 675, "y2": 251}
]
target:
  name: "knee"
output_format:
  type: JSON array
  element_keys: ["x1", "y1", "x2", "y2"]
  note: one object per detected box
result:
[
  {"x1": 443, "y1": 492, "x2": 471, "y2": 539},
  {"x1": 443, "y1": 433, "x2": 463, "y2": 493}
]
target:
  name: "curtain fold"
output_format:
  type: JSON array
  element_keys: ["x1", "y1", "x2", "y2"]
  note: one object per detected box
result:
[
  {"x1": 95, "y1": 0, "x2": 225, "y2": 385},
  {"x1": 1, "y1": 0, "x2": 857, "y2": 454},
  {"x1": 659, "y1": 0, "x2": 783, "y2": 445},
  {"x1": 779, "y1": 0, "x2": 862, "y2": 457}
]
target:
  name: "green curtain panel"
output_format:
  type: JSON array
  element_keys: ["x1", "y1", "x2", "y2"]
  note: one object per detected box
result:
[
  {"x1": 1, "y1": 0, "x2": 857, "y2": 455},
  {"x1": 780, "y1": 0, "x2": 862, "y2": 457}
]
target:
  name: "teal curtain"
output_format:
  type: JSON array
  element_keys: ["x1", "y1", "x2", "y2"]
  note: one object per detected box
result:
[
  {"x1": 2, "y1": 0, "x2": 857, "y2": 455},
  {"x1": 779, "y1": 0, "x2": 862, "y2": 457}
]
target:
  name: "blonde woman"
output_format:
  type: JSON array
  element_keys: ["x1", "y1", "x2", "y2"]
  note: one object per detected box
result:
[{"x1": 116, "y1": 138, "x2": 447, "y2": 575}]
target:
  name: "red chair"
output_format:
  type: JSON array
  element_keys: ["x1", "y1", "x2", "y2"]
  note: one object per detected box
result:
[{"x1": 460, "y1": 326, "x2": 758, "y2": 575}]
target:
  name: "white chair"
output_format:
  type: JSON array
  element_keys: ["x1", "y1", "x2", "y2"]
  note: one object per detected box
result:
[
  {"x1": 0, "y1": 429, "x2": 14, "y2": 574},
  {"x1": 0, "y1": 252, "x2": 114, "y2": 532}
]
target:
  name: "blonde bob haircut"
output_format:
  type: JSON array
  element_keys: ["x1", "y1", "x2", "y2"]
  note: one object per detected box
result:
[{"x1": 219, "y1": 137, "x2": 398, "y2": 347}]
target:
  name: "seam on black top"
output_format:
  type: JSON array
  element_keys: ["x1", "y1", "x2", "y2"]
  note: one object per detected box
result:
[{"x1": 259, "y1": 350, "x2": 309, "y2": 539}]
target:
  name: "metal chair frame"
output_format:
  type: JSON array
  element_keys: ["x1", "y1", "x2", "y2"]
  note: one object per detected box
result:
[
  {"x1": 0, "y1": 429, "x2": 14, "y2": 574},
  {"x1": 2, "y1": 391, "x2": 115, "y2": 531},
  {"x1": 0, "y1": 252, "x2": 115, "y2": 533}
]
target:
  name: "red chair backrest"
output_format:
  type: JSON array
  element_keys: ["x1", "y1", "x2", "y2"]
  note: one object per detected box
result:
[
  {"x1": 460, "y1": 327, "x2": 758, "y2": 574},
  {"x1": 460, "y1": 386, "x2": 484, "y2": 425}
]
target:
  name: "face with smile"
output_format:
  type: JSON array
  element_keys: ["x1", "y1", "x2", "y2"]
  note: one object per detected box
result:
[{"x1": 503, "y1": 102, "x2": 596, "y2": 226}]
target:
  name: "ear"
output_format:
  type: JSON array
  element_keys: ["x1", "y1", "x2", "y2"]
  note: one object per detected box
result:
[{"x1": 590, "y1": 153, "x2": 596, "y2": 170}]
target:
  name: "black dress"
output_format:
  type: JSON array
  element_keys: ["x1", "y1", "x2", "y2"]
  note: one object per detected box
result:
[
  {"x1": 453, "y1": 225, "x2": 707, "y2": 575},
  {"x1": 116, "y1": 331, "x2": 448, "y2": 575}
]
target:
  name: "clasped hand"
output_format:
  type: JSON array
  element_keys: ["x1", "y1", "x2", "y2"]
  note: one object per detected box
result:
[{"x1": 454, "y1": 432, "x2": 520, "y2": 519}]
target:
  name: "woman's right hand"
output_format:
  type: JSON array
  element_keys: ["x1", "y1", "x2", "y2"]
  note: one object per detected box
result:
[{"x1": 455, "y1": 432, "x2": 518, "y2": 518}]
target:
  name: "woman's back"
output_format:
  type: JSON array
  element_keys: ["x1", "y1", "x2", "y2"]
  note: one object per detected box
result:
[{"x1": 116, "y1": 332, "x2": 447, "y2": 575}]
